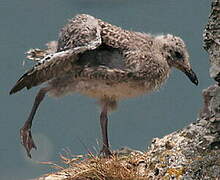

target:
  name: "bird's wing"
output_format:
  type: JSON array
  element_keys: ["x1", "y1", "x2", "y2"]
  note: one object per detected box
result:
[
  {"x1": 10, "y1": 14, "x2": 102, "y2": 95},
  {"x1": 9, "y1": 46, "x2": 96, "y2": 94},
  {"x1": 57, "y1": 14, "x2": 102, "y2": 52}
]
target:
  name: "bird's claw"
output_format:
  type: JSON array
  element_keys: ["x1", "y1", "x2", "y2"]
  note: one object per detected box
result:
[{"x1": 20, "y1": 127, "x2": 37, "y2": 158}]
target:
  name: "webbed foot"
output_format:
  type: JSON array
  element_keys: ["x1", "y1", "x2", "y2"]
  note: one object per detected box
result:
[{"x1": 20, "y1": 127, "x2": 37, "y2": 158}]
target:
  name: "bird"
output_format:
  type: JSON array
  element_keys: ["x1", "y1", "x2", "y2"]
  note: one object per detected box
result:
[{"x1": 10, "y1": 14, "x2": 198, "y2": 158}]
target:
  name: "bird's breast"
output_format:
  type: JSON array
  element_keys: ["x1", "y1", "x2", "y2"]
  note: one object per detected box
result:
[
  {"x1": 48, "y1": 79, "x2": 157, "y2": 100},
  {"x1": 77, "y1": 80, "x2": 149, "y2": 99}
]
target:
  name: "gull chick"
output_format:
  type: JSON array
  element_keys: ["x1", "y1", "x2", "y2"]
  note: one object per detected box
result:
[{"x1": 10, "y1": 14, "x2": 198, "y2": 158}]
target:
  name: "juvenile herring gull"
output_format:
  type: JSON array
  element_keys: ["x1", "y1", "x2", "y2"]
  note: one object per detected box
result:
[{"x1": 10, "y1": 14, "x2": 198, "y2": 158}]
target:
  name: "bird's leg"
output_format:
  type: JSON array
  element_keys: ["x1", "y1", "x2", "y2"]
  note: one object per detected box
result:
[
  {"x1": 99, "y1": 103, "x2": 112, "y2": 157},
  {"x1": 20, "y1": 87, "x2": 49, "y2": 158}
]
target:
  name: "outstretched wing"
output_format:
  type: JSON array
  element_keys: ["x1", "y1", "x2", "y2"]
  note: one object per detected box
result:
[
  {"x1": 10, "y1": 14, "x2": 102, "y2": 95},
  {"x1": 10, "y1": 49, "x2": 75, "y2": 94},
  {"x1": 10, "y1": 44, "x2": 100, "y2": 95}
]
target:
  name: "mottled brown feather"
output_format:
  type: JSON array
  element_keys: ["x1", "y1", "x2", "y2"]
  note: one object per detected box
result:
[{"x1": 10, "y1": 48, "x2": 84, "y2": 94}]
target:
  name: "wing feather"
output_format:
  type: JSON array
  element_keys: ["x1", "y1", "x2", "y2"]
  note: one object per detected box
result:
[
  {"x1": 10, "y1": 14, "x2": 102, "y2": 95},
  {"x1": 10, "y1": 48, "x2": 84, "y2": 94}
]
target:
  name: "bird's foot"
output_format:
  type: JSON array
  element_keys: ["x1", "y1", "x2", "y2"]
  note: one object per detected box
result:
[
  {"x1": 99, "y1": 146, "x2": 112, "y2": 157},
  {"x1": 20, "y1": 127, "x2": 37, "y2": 158}
]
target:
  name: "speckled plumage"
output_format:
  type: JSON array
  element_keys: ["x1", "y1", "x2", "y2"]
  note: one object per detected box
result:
[{"x1": 10, "y1": 14, "x2": 198, "y2": 157}]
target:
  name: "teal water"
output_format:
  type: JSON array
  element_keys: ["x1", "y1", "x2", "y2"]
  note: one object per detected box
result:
[{"x1": 1, "y1": 1, "x2": 211, "y2": 179}]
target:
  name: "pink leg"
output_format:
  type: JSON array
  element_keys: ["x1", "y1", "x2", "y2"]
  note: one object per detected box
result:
[
  {"x1": 20, "y1": 87, "x2": 49, "y2": 158},
  {"x1": 99, "y1": 104, "x2": 112, "y2": 157}
]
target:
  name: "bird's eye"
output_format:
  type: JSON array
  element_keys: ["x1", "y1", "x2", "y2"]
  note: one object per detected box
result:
[{"x1": 174, "y1": 51, "x2": 183, "y2": 59}]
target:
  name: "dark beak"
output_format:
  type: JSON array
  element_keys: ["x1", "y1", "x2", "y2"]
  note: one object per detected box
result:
[{"x1": 184, "y1": 68, "x2": 199, "y2": 86}]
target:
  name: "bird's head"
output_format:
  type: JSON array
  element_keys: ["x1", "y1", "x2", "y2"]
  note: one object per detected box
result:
[{"x1": 157, "y1": 34, "x2": 198, "y2": 86}]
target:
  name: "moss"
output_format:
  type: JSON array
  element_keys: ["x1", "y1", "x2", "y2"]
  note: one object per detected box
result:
[{"x1": 166, "y1": 167, "x2": 185, "y2": 178}]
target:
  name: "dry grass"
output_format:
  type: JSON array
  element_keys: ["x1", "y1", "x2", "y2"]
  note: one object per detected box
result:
[{"x1": 46, "y1": 150, "x2": 148, "y2": 180}]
